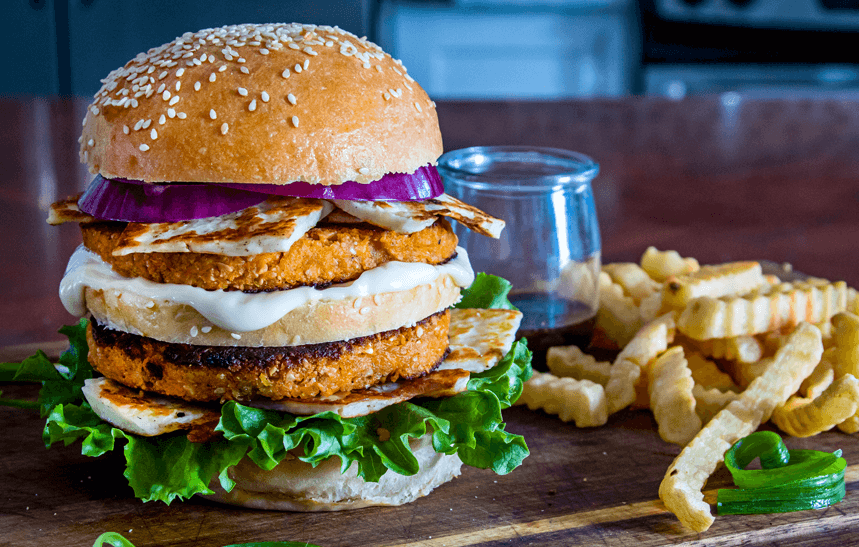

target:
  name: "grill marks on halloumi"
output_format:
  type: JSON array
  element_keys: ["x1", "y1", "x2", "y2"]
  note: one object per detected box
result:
[
  {"x1": 81, "y1": 307, "x2": 523, "y2": 439},
  {"x1": 49, "y1": 193, "x2": 504, "y2": 257},
  {"x1": 333, "y1": 193, "x2": 505, "y2": 238},
  {"x1": 113, "y1": 197, "x2": 334, "y2": 256}
]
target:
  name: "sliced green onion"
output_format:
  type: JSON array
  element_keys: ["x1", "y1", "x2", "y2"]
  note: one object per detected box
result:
[{"x1": 716, "y1": 431, "x2": 846, "y2": 515}]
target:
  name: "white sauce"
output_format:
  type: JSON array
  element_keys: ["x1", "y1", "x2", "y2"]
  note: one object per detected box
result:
[{"x1": 60, "y1": 246, "x2": 474, "y2": 333}]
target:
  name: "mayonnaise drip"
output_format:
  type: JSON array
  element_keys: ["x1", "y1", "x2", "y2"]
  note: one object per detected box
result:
[{"x1": 60, "y1": 246, "x2": 474, "y2": 333}]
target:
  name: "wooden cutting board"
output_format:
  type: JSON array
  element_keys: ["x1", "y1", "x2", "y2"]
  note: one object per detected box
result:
[{"x1": 2, "y1": 339, "x2": 858, "y2": 547}]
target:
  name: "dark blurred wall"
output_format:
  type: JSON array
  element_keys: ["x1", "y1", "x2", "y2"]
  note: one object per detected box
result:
[{"x1": 4, "y1": 0, "x2": 373, "y2": 97}]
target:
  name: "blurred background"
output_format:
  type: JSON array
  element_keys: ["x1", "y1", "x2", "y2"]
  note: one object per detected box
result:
[{"x1": 6, "y1": 0, "x2": 859, "y2": 100}]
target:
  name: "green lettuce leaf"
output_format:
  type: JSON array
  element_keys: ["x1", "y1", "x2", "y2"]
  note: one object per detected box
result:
[
  {"x1": 0, "y1": 318, "x2": 92, "y2": 416},
  {"x1": 40, "y1": 338, "x2": 531, "y2": 503},
  {"x1": 15, "y1": 274, "x2": 532, "y2": 504},
  {"x1": 454, "y1": 272, "x2": 517, "y2": 310}
]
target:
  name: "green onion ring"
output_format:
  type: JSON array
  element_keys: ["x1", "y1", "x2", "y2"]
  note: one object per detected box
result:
[{"x1": 716, "y1": 431, "x2": 846, "y2": 515}]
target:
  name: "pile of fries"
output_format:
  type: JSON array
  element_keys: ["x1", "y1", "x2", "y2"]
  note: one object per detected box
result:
[{"x1": 518, "y1": 247, "x2": 859, "y2": 532}]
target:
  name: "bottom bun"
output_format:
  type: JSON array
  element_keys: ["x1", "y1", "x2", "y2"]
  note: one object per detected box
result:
[{"x1": 202, "y1": 433, "x2": 462, "y2": 511}]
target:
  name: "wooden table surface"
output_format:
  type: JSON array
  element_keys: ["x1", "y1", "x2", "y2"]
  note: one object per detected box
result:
[{"x1": 2, "y1": 96, "x2": 858, "y2": 546}]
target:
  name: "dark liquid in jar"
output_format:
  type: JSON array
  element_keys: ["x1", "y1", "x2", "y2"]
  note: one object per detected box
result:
[{"x1": 509, "y1": 292, "x2": 596, "y2": 370}]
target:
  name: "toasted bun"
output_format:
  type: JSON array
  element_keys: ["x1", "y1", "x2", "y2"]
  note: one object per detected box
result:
[
  {"x1": 85, "y1": 274, "x2": 461, "y2": 346},
  {"x1": 80, "y1": 23, "x2": 441, "y2": 185},
  {"x1": 203, "y1": 432, "x2": 462, "y2": 511}
]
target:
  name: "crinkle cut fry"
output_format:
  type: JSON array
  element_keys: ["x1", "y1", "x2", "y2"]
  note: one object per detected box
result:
[
  {"x1": 771, "y1": 374, "x2": 859, "y2": 438},
  {"x1": 518, "y1": 371, "x2": 608, "y2": 428},
  {"x1": 605, "y1": 312, "x2": 676, "y2": 414},
  {"x1": 640, "y1": 246, "x2": 699, "y2": 283},
  {"x1": 546, "y1": 344, "x2": 611, "y2": 385},
  {"x1": 649, "y1": 346, "x2": 701, "y2": 446},
  {"x1": 663, "y1": 261, "x2": 765, "y2": 310},
  {"x1": 677, "y1": 280, "x2": 848, "y2": 340},
  {"x1": 659, "y1": 322, "x2": 823, "y2": 533}
]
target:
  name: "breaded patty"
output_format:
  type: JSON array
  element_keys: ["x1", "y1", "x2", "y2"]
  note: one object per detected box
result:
[
  {"x1": 81, "y1": 218, "x2": 458, "y2": 291},
  {"x1": 87, "y1": 311, "x2": 450, "y2": 402}
]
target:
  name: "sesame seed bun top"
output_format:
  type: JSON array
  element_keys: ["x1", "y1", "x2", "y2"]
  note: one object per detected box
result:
[{"x1": 79, "y1": 23, "x2": 443, "y2": 186}]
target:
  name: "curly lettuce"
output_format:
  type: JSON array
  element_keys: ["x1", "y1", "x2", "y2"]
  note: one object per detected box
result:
[{"x1": 3, "y1": 277, "x2": 532, "y2": 504}]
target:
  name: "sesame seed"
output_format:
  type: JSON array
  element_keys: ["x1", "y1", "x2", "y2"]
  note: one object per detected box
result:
[
  {"x1": 326, "y1": 41, "x2": 334, "y2": 47},
  {"x1": 159, "y1": 70, "x2": 169, "y2": 79},
  {"x1": 260, "y1": 48, "x2": 269, "y2": 55},
  {"x1": 240, "y1": 66, "x2": 250, "y2": 74},
  {"x1": 304, "y1": 47, "x2": 317, "y2": 56},
  {"x1": 281, "y1": 68, "x2": 290, "y2": 78},
  {"x1": 123, "y1": 125, "x2": 130, "y2": 134},
  {"x1": 237, "y1": 57, "x2": 246, "y2": 63},
  {"x1": 248, "y1": 99, "x2": 257, "y2": 111},
  {"x1": 383, "y1": 92, "x2": 391, "y2": 100},
  {"x1": 291, "y1": 115, "x2": 299, "y2": 127},
  {"x1": 87, "y1": 139, "x2": 94, "y2": 147},
  {"x1": 131, "y1": 99, "x2": 139, "y2": 107},
  {"x1": 169, "y1": 96, "x2": 179, "y2": 106},
  {"x1": 175, "y1": 81, "x2": 181, "y2": 91},
  {"x1": 159, "y1": 114, "x2": 166, "y2": 125},
  {"x1": 288, "y1": 43, "x2": 300, "y2": 50},
  {"x1": 209, "y1": 73, "x2": 216, "y2": 83},
  {"x1": 218, "y1": 64, "x2": 227, "y2": 72},
  {"x1": 209, "y1": 109, "x2": 217, "y2": 119},
  {"x1": 91, "y1": 106, "x2": 99, "y2": 115},
  {"x1": 415, "y1": 102, "x2": 422, "y2": 113},
  {"x1": 168, "y1": 108, "x2": 176, "y2": 118},
  {"x1": 201, "y1": 326, "x2": 212, "y2": 333},
  {"x1": 190, "y1": 326, "x2": 198, "y2": 337},
  {"x1": 176, "y1": 67, "x2": 185, "y2": 77},
  {"x1": 238, "y1": 87, "x2": 248, "y2": 96},
  {"x1": 261, "y1": 91, "x2": 270, "y2": 102},
  {"x1": 231, "y1": 333, "x2": 241, "y2": 340},
  {"x1": 142, "y1": 119, "x2": 152, "y2": 129},
  {"x1": 221, "y1": 123, "x2": 229, "y2": 135},
  {"x1": 294, "y1": 64, "x2": 302, "y2": 73},
  {"x1": 177, "y1": 112, "x2": 187, "y2": 119},
  {"x1": 303, "y1": 59, "x2": 309, "y2": 69},
  {"x1": 359, "y1": 167, "x2": 369, "y2": 175},
  {"x1": 162, "y1": 90, "x2": 171, "y2": 100},
  {"x1": 287, "y1": 93, "x2": 296, "y2": 105},
  {"x1": 151, "y1": 128, "x2": 158, "y2": 139},
  {"x1": 194, "y1": 81, "x2": 201, "y2": 91},
  {"x1": 139, "y1": 144, "x2": 150, "y2": 151},
  {"x1": 134, "y1": 120, "x2": 144, "y2": 131},
  {"x1": 208, "y1": 54, "x2": 215, "y2": 63},
  {"x1": 157, "y1": 83, "x2": 166, "y2": 93}
]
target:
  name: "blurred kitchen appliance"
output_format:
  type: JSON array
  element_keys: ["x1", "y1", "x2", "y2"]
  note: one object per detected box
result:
[
  {"x1": 642, "y1": 0, "x2": 859, "y2": 96},
  {"x1": 377, "y1": 0, "x2": 639, "y2": 98}
]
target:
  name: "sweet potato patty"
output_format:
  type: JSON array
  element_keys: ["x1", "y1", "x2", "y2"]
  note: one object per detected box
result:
[
  {"x1": 87, "y1": 311, "x2": 451, "y2": 402},
  {"x1": 80, "y1": 218, "x2": 458, "y2": 291}
]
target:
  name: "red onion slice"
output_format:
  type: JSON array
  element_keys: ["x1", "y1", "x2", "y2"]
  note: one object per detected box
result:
[
  {"x1": 78, "y1": 165, "x2": 442, "y2": 223},
  {"x1": 78, "y1": 176, "x2": 268, "y2": 223},
  {"x1": 219, "y1": 164, "x2": 443, "y2": 201}
]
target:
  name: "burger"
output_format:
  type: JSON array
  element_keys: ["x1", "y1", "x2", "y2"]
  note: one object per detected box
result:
[{"x1": 37, "y1": 23, "x2": 532, "y2": 510}]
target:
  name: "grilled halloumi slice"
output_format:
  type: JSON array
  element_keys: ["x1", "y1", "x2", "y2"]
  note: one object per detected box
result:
[
  {"x1": 82, "y1": 307, "x2": 523, "y2": 434},
  {"x1": 333, "y1": 194, "x2": 505, "y2": 238}
]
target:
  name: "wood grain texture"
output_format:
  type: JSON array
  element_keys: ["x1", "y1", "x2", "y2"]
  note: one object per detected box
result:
[{"x1": 1, "y1": 96, "x2": 858, "y2": 546}]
